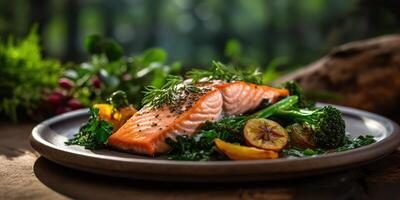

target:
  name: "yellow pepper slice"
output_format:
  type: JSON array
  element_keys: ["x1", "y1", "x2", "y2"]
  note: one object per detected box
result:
[
  {"x1": 215, "y1": 139, "x2": 278, "y2": 160},
  {"x1": 93, "y1": 104, "x2": 114, "y2": 121},
  {"x1": 93, "y1": 104, "x2": 136, "y2": 131}
]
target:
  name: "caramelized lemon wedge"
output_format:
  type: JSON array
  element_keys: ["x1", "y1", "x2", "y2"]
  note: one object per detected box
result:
[{"x1": 244, "y1": 119, "x2": 288, "y2": 151}]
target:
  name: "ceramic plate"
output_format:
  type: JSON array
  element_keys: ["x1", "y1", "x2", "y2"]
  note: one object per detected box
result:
[{"x1": 30, "y1": 104, "x2": 400, "y2": 182}]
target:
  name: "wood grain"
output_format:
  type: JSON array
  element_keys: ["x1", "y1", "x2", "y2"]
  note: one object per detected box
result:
[{"x1": 274, "y1": 35, "x2": 400, "y2": 121}]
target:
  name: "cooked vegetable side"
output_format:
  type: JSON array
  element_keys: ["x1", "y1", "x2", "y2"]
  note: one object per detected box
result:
[{"x1": 65, "y1": 63, "x2": 376, "y2": 160}]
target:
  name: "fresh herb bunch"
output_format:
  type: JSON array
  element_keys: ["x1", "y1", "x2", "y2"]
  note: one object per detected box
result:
[
  {"x1": 0, "y1": 26, "x2": 63, "y2": 122},
  {"x1": 65, "y1": 107, "x2": 113, "y2": 149},
  {"x1": 186, "y1": 61, "x2": 262, "y2": 84},
  {"x1": 142, "y1": 75, "x2": 200, "y2": 108}
]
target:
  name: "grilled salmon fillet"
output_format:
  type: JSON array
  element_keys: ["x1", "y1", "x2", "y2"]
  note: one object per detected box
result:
[
  {"x1": 108, "y1": 81, "x2": 288, "y2": 155},
  {"x1": 216, "y1": 82, "x2": 288, "y2": 115},
  {"x1": 108, "y1": 88, "x2": 223, "y2": 155}
]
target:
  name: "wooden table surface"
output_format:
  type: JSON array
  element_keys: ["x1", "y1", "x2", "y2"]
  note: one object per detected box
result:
[{"x1": 1, "y1": 122, "x2": 400, "y2": 200}]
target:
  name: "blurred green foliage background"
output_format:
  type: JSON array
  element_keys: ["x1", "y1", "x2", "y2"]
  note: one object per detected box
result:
[
  {"x1": 0, "y1": 0, "x2": 400, "y2": 122},
  {"x1": 1, "y1": 0, "x2": 399, "y2": 69}
]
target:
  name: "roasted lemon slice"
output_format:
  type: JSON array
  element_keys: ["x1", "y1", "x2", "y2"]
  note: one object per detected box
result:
[{"x1": 244, "y1": 118, "x2": 288, "y2": 151}]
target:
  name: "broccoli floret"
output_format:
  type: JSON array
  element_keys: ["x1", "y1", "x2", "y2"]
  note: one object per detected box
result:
[
  {"x1": 275, "y1": 106, "x2": 346, "y2": 148},
  {"x1": 283, "y1": 81, "x2": 315, "y2": 109}
]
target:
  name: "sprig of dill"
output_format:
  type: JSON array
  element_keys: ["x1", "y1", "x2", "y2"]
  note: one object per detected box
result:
[
  {"x1": 186, "y1": 61, "x2": 262, "y2": 84},
  {"x1": 142, "y1": 61, "x2": 261, "y2": 109},
  {"x1": 142, "y1": 75, "x2": 200, "y2": 108}
]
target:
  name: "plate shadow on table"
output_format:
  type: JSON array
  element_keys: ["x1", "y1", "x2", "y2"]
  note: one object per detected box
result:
[
  {"x1": 33, "y1": 155, "x2": 400, "y2": 200},
  {"x1": 0, "y1": 123, "x2": 36, "y2": 159}
]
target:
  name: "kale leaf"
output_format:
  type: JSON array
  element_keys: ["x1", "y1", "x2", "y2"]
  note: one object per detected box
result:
[
  {"x1": 165, "y1": 133, "x2": 219, "y2": 161},
  {"x1": 336, "y1": 135, "x2": 376, "y2": 152},
  {"x1": 282, "y1": 135, "x2": 376, "y2": 157}
]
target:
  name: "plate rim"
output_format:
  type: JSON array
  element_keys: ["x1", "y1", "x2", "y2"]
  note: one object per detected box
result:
[{"x1": 30, "y1": 104, "x2": 400, "y2": 180}]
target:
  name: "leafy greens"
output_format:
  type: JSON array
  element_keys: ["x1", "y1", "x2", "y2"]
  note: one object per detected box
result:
[
  {"x1": 165, "y1": 117, "x2": 246, "y2": 160},
  {"x1": 282, "y1": 135, "x2": 376, "y2": 157},
  {"x1": 65, "y1": 107, "x2": 113, "y2": 149},
  {"x1": 336, "y1": 135, "x2": 376, "y2": 152}
]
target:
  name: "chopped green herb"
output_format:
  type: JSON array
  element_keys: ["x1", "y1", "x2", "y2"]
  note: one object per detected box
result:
[{"x1": 65, "y1": 107, "x2": 113, "y2": 149}]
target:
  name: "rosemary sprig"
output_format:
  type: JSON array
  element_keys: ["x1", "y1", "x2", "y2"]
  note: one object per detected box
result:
[
  {"x1": 186, "y1": 61, "x2": 262, "y2": 84},
  {"x1": 142, "y1": 75, "x2": 200, "y2": 108},
  {"x1": 142, "y1": 61, "x2": 261, "y2": 109}
]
